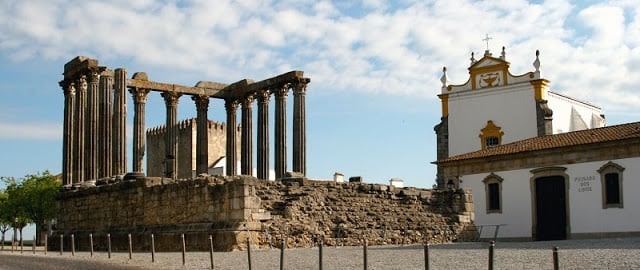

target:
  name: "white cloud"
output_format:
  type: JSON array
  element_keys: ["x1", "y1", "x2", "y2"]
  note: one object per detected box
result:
[
  {"x1": 0, "y1": 122, "x2": 61, "y2": 140},
  {"x1": 1, "y1": 0, "x2": 640, "y2": 118}
]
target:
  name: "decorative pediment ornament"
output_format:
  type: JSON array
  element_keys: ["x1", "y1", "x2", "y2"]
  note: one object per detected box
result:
[{"x1": 479, "y1": 72, "x2": 501, "y2": 88}]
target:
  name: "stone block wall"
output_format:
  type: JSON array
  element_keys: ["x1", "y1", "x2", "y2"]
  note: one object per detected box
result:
[
  {"x1": 51, "y1": 176, "x2": 473, "y2": 252},
  {"x1": 146, "y1": 119, "x2": 241, "y2": 179}
]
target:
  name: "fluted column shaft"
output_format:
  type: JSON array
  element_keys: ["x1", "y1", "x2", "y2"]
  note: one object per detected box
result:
[
  {"x1": 61, "y1": 83, "x2": 76, "y2": 185},
  {"x1": 241, "y1": 95, "x2": 254, "y2": 176},
  {"x1": 256, "y1": 90, "x2": 270, "y2": 180},
  {"x1": 130, "y1": 87, "x2": 150, "y2": 173},
  {"x1": 112, "y1": 68, "x2": 127, "y2": 175},
  {"x1": 98, "y1": 70, "x2": 113, "y2": 178},
  {"x1": 293, "y1": 80, "x2": 308, "y2": 175},
  {"x1": 225, "y1": 99, "x2": 239, "y2": 176},
  {"x1": 86, "y1": 71, "x2": 100, "y2": 181},
  {"x1": 193, "y1": 95, "x2": 210, "y2": 175},
  {"x1": 274, "y1": 85, "x2": 288, "y2": 179},
  {"x1": 74, "y1": 76, "x2": 87, "y2": 183},
  {"x1": 162, "y1": 92, "x2": 181, "y2": 179}
]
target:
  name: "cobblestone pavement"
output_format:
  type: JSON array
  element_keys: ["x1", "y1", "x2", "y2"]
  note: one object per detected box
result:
[{"x1": 1, "y1": 237, "x2": 639, "y2": 269}]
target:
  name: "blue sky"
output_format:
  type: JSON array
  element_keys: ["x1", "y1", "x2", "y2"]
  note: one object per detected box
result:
[{"x1": 2, "y1": 0, "x2": 640, "y2": 192}]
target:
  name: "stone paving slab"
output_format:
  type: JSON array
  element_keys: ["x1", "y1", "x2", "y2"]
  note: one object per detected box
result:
[{"x1": 1, "y1": 237, "x2": 640, "y2": 269}]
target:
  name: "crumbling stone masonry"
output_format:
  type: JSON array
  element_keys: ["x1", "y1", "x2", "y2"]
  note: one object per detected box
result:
[{"x1": 51, "y1": 176, "x2": 473, "y2": 251}]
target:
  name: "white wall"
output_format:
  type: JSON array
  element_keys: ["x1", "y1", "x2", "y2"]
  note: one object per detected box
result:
[
  {"x1": 547, "y1": 92, "x2": 604, "y2": 134},
  {"x1": 448, "y1": 83, "x2": 539, "y2": 156},
  {"x1": 462, "y1": 156, "x2": 640, "y2": 239}
]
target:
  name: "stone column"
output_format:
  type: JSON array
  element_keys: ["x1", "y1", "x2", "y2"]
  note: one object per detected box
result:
[
  {"x1": 292, "y1": 79, "x2": 308, "y2": 175},
  {"x1": 74, "y1": 76, "x2": 87, "y2": 183},
  {"x1": 86, "y1": 70, "x2": 100, "y2": 181},
  {"x1": 193, "y1": 95, "x2": 210, "y2": 176},
  {"x1": 161, "y1": 91, "x2": 181, "y2": 179},
  {"x1": 112, "y1": 68, "x2": 127, "y2": 176},
  {"x1": 98, "y1": 70, "x2": 113, "y2": 179},
  {"x1": 225, "y1": 99, "x2": 239, "y2": 176},
  {"x1": 256, "y1": 90, "x2": 270, "y2": 180},
  {"x1": 274, "y1": 85, "x2": 289, "y2": 179},
  {"x1": 241, "y1": 95, "x2": 254, "y2": 176},
  {"x1": 61, "y1": 82, "x2": 76, "y2": 186},
  {"x1": 129, "y1": 87, "x2": 150, "y2": 174}
]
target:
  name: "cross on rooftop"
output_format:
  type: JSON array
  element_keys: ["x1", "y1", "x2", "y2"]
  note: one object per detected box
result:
[{"x1": 483, "y1": 34, "x2": 492, "y2": 50}]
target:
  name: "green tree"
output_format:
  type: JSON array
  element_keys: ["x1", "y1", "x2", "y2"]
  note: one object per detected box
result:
[
  {"x1": 0, "y1": 191, "x2": 11, "y2": 250},
  {"x1": 2, "y1": 171, "x2": 61, "y2": 245}
]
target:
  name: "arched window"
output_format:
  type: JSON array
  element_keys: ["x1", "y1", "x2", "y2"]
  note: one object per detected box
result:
[
  {"x1": 482, "y1": 173, "x2": 504, "y2": 214},
  {"x1": 598, "y1": 161, "x2": 625, "y2": 209},
  {"x1": 479, "y1": 120, "x2": 504, "y2": 150}
]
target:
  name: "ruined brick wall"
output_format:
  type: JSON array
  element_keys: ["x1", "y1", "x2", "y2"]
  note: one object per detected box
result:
[
  {"x1": 255, "y1": 179, "x2": 473, "y2": 247},
  {"x1": 51, "y1": 176, "x2": 473, "y2": 252}
]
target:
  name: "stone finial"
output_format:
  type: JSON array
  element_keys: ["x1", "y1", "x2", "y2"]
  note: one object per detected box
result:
[
  {"x1": 500, "y1": 46, "x2": 506, "y2": 60},
  {"x1": 533, "y1": 50, "x2": 541, "y2": 78},
  {"x1": 470, "y1": 52, "x2": 476, "y2": 65},
  {"x1": 440, "y1": 66, "x2": 449, "y2": 89}
]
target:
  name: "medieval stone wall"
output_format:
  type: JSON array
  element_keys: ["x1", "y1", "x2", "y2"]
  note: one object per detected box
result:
[
  {"x1": 51, "y1": 176, "x2": 473, "y2": 252},
  {"x1": 146, "y1": 119, "x2": 241, "y2": 179}
]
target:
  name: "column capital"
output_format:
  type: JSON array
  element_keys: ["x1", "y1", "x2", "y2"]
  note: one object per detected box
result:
[
  {"x1": 242, "y1": 94, "x2": 254, "y2": 107},
  {"x1": 225, "y1": 98, "x2": 239, "y2": 111},
  {"x1": 78, "y1": 75, "x2": 88, "y2": 92},
  {"x1": 161, "y1": 91, "x2": 181, "y2": 107},
  {"x1": 130, "y1": 88, "x2": 151, "y2": 103},
  {"x1": 257, "y1": 90, "x2": 271, "y2": 103},
  {"x1": 274, "y1": 84, "x2": 289, "y2": 97},
  {"x1": 63, "y1": 82, "x2": 76, "y2": 96},
  {"x1": 192, "y1": 95, "x2": 210, "y2": 109},
  {"x1": 293, "y1": 79, "x2": 309, "y2": 95},
  {"x1": 88, "y1": 69, "x2": 100, "y2": 83}
]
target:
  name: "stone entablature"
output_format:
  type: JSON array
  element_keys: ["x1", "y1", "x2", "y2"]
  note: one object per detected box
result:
[{"x1": 52, "y1": 176, "x2": 474, "y2": 251}]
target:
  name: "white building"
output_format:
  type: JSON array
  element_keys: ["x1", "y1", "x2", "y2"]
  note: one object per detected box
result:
[{"x1": 434, "y1": 48, "x2": 640, "y2": 240}]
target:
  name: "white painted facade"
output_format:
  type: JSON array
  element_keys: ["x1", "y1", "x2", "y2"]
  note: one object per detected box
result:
[
  {"x1": 547, "y1": 91, "x2": 605, "y2": 134},
  {"x1": 448, "y1": 84, "x2": 539, "y2": 156},
  {"x1": 461, "y1": 156, "x2": 640, "y2": 239},
  {"x1": 439, "y1": 49, "x2": 605, "y2": 157}
]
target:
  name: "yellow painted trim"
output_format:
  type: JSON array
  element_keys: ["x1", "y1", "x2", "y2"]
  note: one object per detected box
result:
[
  {"x1": 469, "y1": 61, "x2": 509, "y2": 90},
  {"x1": 439, "y1": 94, "x2": 449, "y2": 117},
  {"x1": 530, "y1": 79, "x2": 550, "y2": 101},
  {"x1": 478, "y1": 120, "x2": 504, "y2": 150}
]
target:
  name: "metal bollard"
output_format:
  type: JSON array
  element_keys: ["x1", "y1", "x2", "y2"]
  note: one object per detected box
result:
[
  {"x1": 246, "y1": 238, "x2": 252, "y2": 270},
  {"x1": 424, "y1": 243, "x2": 430, "y2": 270},
  {"x1": 209, "y1": 235, "x2": 214, "y2": 270},
  {"x1": 107, "y1": 233, "x2": 112, "y2": 259},
  {"x1": 151, "y1": 234, "x2": 156, "y2": 263},
  {"x1": 280, "y1": 239, "x2": 286, "y2": 270},
  {"x1": 71, "y1": 234, "x2": 75, "y2": 256},
  {"x1": 44, "y1": 234, "x2": 48, "y2": 255},
  {"x1": 181, "y1": 234, "x2": 186, "y2": 266},
  {"x1": 89, "y1": 233, "x2": 94, "y2": 257},
  {"x1": 363, "y1": 239, "x2": 368, "y2": 270},
  {"x1": 59, "y1": 234, "x2": 63, "y2": 255},
  {"x1": 553, "y1": 246, "x2": 559, "y2": 270},
  {"x1": 488, "y1": 240, "x2": 495, "y2": 270},
  {"x1": 319, "y1": 240, "x2": 323, "y2": 270},
  {"x1": 128, "y1": 233, "x2": 132, "y2": 260}
]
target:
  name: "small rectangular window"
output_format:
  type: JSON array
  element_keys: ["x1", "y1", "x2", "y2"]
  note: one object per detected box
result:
[
  {"x1": 605, "y1": 173, "x2": 620, "y2": 205},
  {"x1": 488, "y1": 183, "x2": 500, "y2": 210}
]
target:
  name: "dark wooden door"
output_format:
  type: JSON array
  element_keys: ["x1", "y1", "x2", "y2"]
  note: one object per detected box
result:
[{"x1": 535, "y1": 176, "x2": 567, "y2": 241}]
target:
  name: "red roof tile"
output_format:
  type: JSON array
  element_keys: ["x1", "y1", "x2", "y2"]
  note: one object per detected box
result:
[{"x1": 437, "y1": 121, "x2": 640, "y2": 163}]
